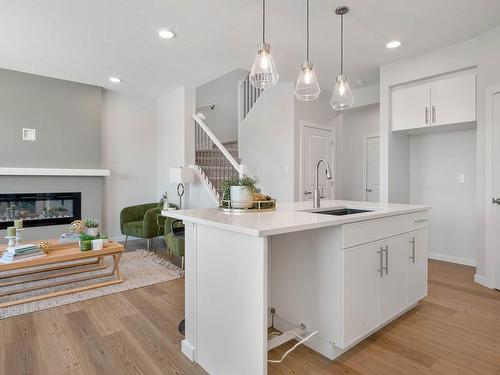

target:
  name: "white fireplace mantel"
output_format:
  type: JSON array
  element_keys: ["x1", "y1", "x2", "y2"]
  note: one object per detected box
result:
[{"x1": 0, "y1": 167, "x2": 110, "y2": 177}]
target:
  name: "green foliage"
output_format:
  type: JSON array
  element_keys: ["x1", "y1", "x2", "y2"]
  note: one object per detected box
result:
[
  {"x1": 99, "y1": 234, "x2": 108, "y2": 239},
  {"x1": 83, "y1": 217, "x2": 99, "y2": 228},
  {"x1": 220, "y1": 175, "x2": 259, "y2": 202},
  {"x1": 79, "y1": 233, "x2": 95, "y2": 241}
]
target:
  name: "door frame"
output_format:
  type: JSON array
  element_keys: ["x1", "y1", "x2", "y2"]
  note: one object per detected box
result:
[
  {"x1": 299, "y1": 121, "x2": 336, "y2": 202},
  {"x1": 362, "y1": 134, "x2": 380, "y2": 201},
  {"x1": 483, "y1": 84, "x2": 500, "y2": 289}
]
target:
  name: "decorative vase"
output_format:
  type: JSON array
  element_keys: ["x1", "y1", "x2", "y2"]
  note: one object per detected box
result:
[
  {"x1": 91, "y1": 239, "x2": 104, "y2": 251},
  {"x1": 101, "y1": 238, "x2": 109, "y2": 247},
  {"x1": 80, "y1": 240, "x2": 92, "y2": 251},
  {"x1": 162, "y1": 199, "x2": 171, "y2": 210},
  {"x1": 85, "y1": 227, "x2": 99, "y2": 237},
  {"x1": 230, "y1": 186, "x2": 253, "y2": 209}
]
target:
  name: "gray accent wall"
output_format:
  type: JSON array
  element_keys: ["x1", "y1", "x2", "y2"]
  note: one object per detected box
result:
[
  {"x1": 0, "y1": 69, "x2": 104, "y2": 240},
  {"x1": 0, "y1": 68, "x2": 102, "y2": 168}
]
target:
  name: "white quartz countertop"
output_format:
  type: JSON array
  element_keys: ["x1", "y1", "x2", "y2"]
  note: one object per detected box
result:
[{"x1": 162, "y1": 200, "x2": 430, "y2": 237}]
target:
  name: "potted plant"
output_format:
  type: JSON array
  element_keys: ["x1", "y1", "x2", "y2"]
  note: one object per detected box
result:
[
  {"x1": 91, "y1": 238, "x2": 104, "y2": 251},
  {"x1": 221, "y1": 176, "x2": 258, "y2": 209},
  {"x1": 99, "y1": 234, "x2": 109, "y2": 247},
  {"x1": 83, "y1": 217, "x2": 99, "y2": 237},
  {"x1": 79, "y1": 233, "x2": 94, "y2": 251}
]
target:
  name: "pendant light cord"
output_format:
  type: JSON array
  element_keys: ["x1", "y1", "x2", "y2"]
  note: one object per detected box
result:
[
  {"x1": 340, "y1": 12, "x2": 344, "y2": 75},
  {"x1": 306, "y1": 0, "x2": 310, "y2": 62},
  {"x1": 262, "y1": 0, "x2": 266, "y2": 43}
]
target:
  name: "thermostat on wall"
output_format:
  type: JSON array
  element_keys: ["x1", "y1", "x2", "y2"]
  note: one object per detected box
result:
[{"x1": 22, "y1": 128, "x2": 36, "y2": 141}]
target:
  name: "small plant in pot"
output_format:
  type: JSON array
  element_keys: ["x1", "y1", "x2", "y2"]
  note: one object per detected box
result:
[
  {"x1": 221, "y1": 176, "x2": 258, "y2": 209},
  {"x1": 79, "y1": 233, "x2": 94, "y2": 251},
  {"x1": 83, "y1": 217, "x2": 99, "y2": 237},
  {"x1": 99, "y1": 234, "x2": 109, "y2": 247}
]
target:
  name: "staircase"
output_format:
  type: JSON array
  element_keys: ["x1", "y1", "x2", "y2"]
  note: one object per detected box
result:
[{"x1": 193, "y1": 113, "x2": 247, "y2": 202}]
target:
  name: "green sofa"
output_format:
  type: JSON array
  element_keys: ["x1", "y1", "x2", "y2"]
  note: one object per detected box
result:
[{"x1": 120, "y1": 202, "x2": 177, "y2": 250}]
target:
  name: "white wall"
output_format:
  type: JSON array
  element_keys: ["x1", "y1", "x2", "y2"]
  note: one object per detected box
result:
[
  {"x1": 101, "y1": 91, "x2": 157, "y2": 239},
  {"x1": 240, "y1": 82, "x2": 295, "y2": 202},
  {"x1": 410, "y1": 129, "x2": 477, "y2": 265},
  {"x1": 341, "y1": 104, "x2": 380, "y2": 201},
  {"x1": 196, "y1": 69, "x2": 248, "y2": 143}
]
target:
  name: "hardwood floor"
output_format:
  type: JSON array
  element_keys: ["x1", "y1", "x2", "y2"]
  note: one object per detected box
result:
[{"x1": 1, "y1": 260, "x2": 499, "y2": 374}]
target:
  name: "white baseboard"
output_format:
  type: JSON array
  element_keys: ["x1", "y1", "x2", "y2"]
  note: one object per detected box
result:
[
  {"x1": 474, "y1": 273, "x2": 492, "y2": 288},
  {"x1": 428, "y1": 252, "x2": 476, "y2": 267}
]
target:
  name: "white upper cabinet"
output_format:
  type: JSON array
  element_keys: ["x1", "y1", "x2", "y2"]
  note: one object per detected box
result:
[
  {"x1": 391, "y1": 83, "x2": 430, "y2": 131},
  {"x1": 430, "y1": 74, "x2": 476, "y2": 126},
  {"x1": 391, "y1": 71, "x2": 476, "y2": 132}
]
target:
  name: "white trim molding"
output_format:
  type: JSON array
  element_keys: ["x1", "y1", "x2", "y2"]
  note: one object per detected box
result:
[
  {"x1": 0, "y1": 167, "x2": 110, "y2": 177},
  {"x1": 474, "y1": 273, "x2": 491, "y2": 288},
  {"x1": 428, "y1": 252, "x2": 476, "y2": 267}
]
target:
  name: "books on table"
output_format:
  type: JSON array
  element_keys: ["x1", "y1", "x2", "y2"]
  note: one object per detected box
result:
[{"x1": 0, "y1": 244, "x2": 47, "y2": 264}]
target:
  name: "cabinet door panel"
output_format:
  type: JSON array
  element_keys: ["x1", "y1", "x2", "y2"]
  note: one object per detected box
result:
[
  {"x1": 391, "y1": 83, "x2": 430, "y2": 131},
  {"x1": 408, "y1": 228, "x2": 428, "y2": 305},
  {"x1": 431, "y1": 73, "x2": 476, "y2": 126},
  {"x1": 341, "y1": 242, "x2": 380, "y2": 348},
  {"x1": 379, "y1": 235, "x2": 409, "y2": 323}
]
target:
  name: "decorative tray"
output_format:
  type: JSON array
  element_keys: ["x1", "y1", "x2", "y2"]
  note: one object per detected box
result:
[{"x1": 219, "y1": 199, "x2": 276, "y2": 213}]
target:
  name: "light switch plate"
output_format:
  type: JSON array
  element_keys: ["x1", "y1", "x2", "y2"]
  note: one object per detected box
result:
[{"x1": 22, "y1": 128, "x2": 36, "y2": 141}]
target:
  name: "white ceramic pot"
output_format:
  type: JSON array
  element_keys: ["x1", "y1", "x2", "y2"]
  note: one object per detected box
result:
[
  {"x1": 102, "y1": 238, "x2": 109, "y2": 247},
  {"x1": 85, "y1": 227, "x2": 99, "y2": 237},
  {"x1": 230, "y1": 186, "x2": 253, "y2": 209},
  {"x1": 91, "y1": 239, "x2": 104, "y2": 251}
]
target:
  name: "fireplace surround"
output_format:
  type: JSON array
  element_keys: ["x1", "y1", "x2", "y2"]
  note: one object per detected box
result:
[{"x1": 0, "y1": 192, "x2": 81, "y2": 229}]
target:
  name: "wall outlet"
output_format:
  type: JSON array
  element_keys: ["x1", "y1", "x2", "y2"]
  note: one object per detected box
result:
[
  {"x1": 22, "y1": 128, "x2": 36, "y2": 141},
  {"x1": 458, "y1": 173, "x2": 465, "y2": 183}
]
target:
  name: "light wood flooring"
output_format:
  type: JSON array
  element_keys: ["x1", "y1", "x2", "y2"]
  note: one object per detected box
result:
[{"x1": 0, "y1": 259, "x2": 499, "y2": 374}]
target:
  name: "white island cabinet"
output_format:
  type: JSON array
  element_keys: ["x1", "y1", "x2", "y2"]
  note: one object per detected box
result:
[{"x1": 164, "y1": 200, "x2": 430, "y2": 375}]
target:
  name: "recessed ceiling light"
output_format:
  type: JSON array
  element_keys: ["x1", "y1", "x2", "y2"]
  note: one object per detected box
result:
[
  {"x1": 386, "y1": 40, "x2": 402, "y2": 49},
  {"x1": 158, "y1": 29, "x2": 176, "y2": 39},
  {"x1": 109, "y1": 77, "x2": 123, "y2": 83}
]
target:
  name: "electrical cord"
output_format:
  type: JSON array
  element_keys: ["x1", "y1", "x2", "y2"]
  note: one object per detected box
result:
[{"x1": 267, "y1": 330, "x2": 319, "y2": 364}]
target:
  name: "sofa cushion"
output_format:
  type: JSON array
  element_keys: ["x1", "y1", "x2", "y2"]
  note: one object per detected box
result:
[{"x1": 122, "y1": 221, "x2": 144, "y2": 237}]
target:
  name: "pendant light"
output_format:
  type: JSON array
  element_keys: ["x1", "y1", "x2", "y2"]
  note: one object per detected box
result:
[
  {"x1": 295, "y1": 0, "x2": 321, "y2": 101},
  {"x1": 330, "y1": 5, "x2": 354, "y2": 111},
  {"x1": 249, "y1": 0, "x2": 279, "y2": 89}
]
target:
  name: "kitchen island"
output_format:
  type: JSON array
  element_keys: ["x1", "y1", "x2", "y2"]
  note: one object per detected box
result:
[{"x1": 163, "y1": 200, "x2": 430, "y2": 375}]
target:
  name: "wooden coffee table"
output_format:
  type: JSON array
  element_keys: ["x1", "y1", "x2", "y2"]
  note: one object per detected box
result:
[{"x1": 0, "y1": 240, "x2": 124, "y2": 308}]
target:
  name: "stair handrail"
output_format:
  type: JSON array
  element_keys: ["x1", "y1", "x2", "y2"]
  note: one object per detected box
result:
[{"x1": 193, "y1": 113, "x2": 243, "y2": 176}]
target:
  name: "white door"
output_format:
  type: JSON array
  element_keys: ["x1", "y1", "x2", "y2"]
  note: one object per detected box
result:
[
  {"x1": 430, "y1": 73, "x2": 476, "y2": 126},
  {"x1": 391, "y1": 83, "x2": 431, "y2": 131},
  {"x1": 408, "y1": 228, "x2": 428, "y2": 305},
  {"x1": 364, "y1": 136, "x2": 380, "y2": 202},
  {"x1": 301, "y1": 123, "x2": 334, "y2": 201},
  {"x1": 379, "y1": 234, "x2": 409, "y2": 323},
  {"x1": 493, "y1": 92, "x2": 500, "y2": 290},
  {"x1": 341, "y1": 242, "x2": 380, "y2": 348}
]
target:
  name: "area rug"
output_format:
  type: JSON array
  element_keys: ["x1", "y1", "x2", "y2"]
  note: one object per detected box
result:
[{"x1": 0, "y1": 250, "x2": 183, "y2": 319}]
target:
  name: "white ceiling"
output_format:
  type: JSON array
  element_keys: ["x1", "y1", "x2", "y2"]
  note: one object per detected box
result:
[{"x1": 1, "y1": 0, "x2": 499, "y2": 98}]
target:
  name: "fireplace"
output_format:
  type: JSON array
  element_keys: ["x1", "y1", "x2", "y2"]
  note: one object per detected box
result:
[{"x1": 0, "y1": 192, "x2": 81, "y2": 229}]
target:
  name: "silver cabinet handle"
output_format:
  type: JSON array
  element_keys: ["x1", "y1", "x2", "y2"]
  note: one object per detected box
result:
[
  {"x1": 409, "y1": 237, "x2": 416, "y2": 263},
  {"x1": 414, "y1": 219, "x2": 428, "y2": 224},
  {"x1": 304, "y1": 190, "x2": 312, "y2": 195},
  {"x1": 366, "y1": 188, "x2": 373, "y2": 192},
  {"x1": 425, "y1": 107, "x2": 429, "y2": 124},
  {"x1": 382, "y1": 245, "x2": 389, "y2": 275},
  {"x1": 493, "y1": 198, "x2": 500, "y2": 205},
  {"x1": 432, "y1": 106, "x2": 436, "y2": 123},
  {"x1": 377, "y1": 248, "x2": 384, "y2": 278}
]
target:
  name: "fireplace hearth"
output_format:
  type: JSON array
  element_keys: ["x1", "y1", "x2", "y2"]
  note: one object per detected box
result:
[{"x1": 0, "y1": 192, "x2": 81, "y2": 229}]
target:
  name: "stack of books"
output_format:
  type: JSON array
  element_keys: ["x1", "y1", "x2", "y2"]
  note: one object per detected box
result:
[{"x1": 0, "y1": 244, "x2": 46, "y2": 264}]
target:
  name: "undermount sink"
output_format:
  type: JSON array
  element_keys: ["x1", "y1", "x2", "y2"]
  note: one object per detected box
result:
[{"x1": 314, "y1": 208, "x2": 373, "y2": 216}]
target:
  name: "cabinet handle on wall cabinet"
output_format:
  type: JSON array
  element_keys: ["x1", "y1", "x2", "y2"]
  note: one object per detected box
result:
[
  {"x1": 432, "y1": 106, "x2": 436, "y2": 123},
  {"x1": 377, "y1": 248, "x2": 384, "y2": 278},
  {"x1": 414, "y1": 219, "x2": 428, "y2": 224},
  {"x1": 425, "y1": 107, "x2": 429, "y2": 124},
  {"x1": 409, "y1": 237, "x2": 416, "y2": 263}
]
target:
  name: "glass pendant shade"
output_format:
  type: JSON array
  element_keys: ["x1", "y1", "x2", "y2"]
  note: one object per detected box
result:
[
  {"x1": 330, "y1": 74, "x2": 354, "y2": 110},
  {"x1": 249, "y1": 42, "x2": 279, "y2": 89},
  {"x1": 295, "y1": 62, "x2": 321, "y2": 101}
]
